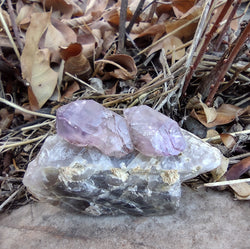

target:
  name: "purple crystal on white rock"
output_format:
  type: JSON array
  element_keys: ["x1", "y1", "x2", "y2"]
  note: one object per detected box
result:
[
  {"x1": 56, "y1": 100, "x2": 134, "y2": 158},
  {"x1": 124, "y1": 105, "x2": 186, "y2": 157}
]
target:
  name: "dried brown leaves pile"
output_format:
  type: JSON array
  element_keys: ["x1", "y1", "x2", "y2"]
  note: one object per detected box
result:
[{"x1": 0, "y1": 0, "x2": 249, "y2": 211}]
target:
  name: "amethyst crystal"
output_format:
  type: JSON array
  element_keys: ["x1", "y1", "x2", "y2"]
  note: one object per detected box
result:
[
  {"x1": 23, "y1": 101, "x2": 223, "y2": 216},
  {"x1": 124, "y1": 105, "x2": 186, "y2": 157},
  {"x1": 56, "y1": 100, "x2": 134, "y2": 158}
]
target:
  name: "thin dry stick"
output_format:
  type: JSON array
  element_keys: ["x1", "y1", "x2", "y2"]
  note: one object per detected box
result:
[
  {"x1": 0, "y1": 7, "x2": 20, "y2": 59},
  {"x1": 214, "y1": 0, "x2": 242, "y2": 51},
  {"x1": 203, "y1": 129, "x2": 250, "y2": 142},
  {"x1": 118, "y1": 0, "x2": 128, "y2": 53},
  {"x1": 126, "y1": 0, "x2": 146, "y2": 34},
  {"x1": 0, "y1": 97, "x2": 56, "y2": 119},
  {"x1": 182, "y1": 0, "x2": 233, "y2": 95},
  {"x1": 0, "y1": 185, "x2": 25, "y2": 211},
  {"x1": 0, "y1": 134, "x2": 47, "y2": 150},
  {"x1": 206, "y1": 20, "x2": 250, "y2": 105},
  {"x1": 7, "y1": 0, "x2": 23, "y2": 51},
  {"x1": 137, "y1": 15, "x2": 201, "y2": 56},
  {"x1": 65, "y1": 72, "x2": 98, "y2": 92},
  {"x1": 204, "y1": 178, "x2": 250, "y2": 187}
]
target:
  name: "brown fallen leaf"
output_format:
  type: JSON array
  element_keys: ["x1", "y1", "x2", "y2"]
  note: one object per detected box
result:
[
  {"x1": 21, "y1": 12, "x2": 59, "y2": 110},
  {"x1": 0, "y1": 8, "x2": 11, "y2": 28},
  {"x1": 60, "y1": 43, "x2": 92, "y2": 78},
  {"x1": 220, "y1": 133, "x2": 236, "y2": 149},
  {"x1": 29, "y1": 49, "x2": 59, "y2": 109},
  {"x1": 148, "y1": 35, "x2": 185, "y2": 60},
  {"x1": 16, "y1": 3, "x2": 43, "y2": 29},
  {"x1": 172, "y1": 0, "x2": 196, "y2": 17},
  {"x1": 165, "y1": 5, "x2": 202, "y2": 41},
  {"x1": 60, "y1": 81, "x2": 80, "y2": 101},
  {"x1": 226, "y1": 157, "x2": 250, "y2": 180},
  {"x1": 96, "y1": 54, "x2": 137, "y2": 80},
  {"x1": 229, "y1": 182, "x2": 250, "y2": 199},
  {"x1": 0, "y1": 108, "x2": 14, "y2": 130},
  {"x1": 191, "y1": 103, "x2": 244, "y2": 128}
]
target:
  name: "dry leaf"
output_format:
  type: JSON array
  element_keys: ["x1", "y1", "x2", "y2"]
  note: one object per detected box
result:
[
  {"x1": 148, "y1": 35, "x2": 185, "y2": 60},
  {"x1": 40, "y1": 17, "x2": 77, "y2": 62},
  {"x1": 220, "y1": 133, "x2": 236, "y2": 149},
  {"x1": 16, "y1": 3, "x2": 43, "y2": 29},
  {"x1": 29, "y1": 49, "x2": 59, "y2": 108},
  {"x1": 103, "y1": 7, "x2": 133, "y2": 27},
  {"x1": 60, "y1": 43, "x2": 92, "y2": 78},
  {"x1": 21, "y1": 12, "x2": 59, "y2": 109},
  {"x1": 226, "y1": 157, "x2": 250, "y2": 180},
  {"x1": 191, "y1": 103, "x2": 244, "y2": 128},
  {"x1": 165, "y1": 5, "x2": 202, "y2": 41},
  {"x1": 0, "y1": 109, "x2": 14, "y2": 130},
  {"x1": 230, "y1": 183, "x2": 250, "y2": 199},
  {"x1": 60, "y1": 81, "x2": 80, "y2": 101},
  {"x1": 0, "y1": 8, "x2": 11, "y2": 28},
  {"x1": 42, "y1": 0, "x2": 83, "y2": 18},
  {"x1": 211, "y1": 156, "x2": 229, "y2": 181},
  {"x1": 96, "y1": 54, "x2": 137, "y2": 80},
  {"x1": 172, "y1": 0, "x2": 196, "y2": 17}
]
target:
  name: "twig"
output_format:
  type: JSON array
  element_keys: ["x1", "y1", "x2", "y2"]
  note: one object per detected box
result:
[
  {"x1": 0, "y1": 185, "x2": 25, "y2": 211},
  {"x1": 203, "y1": 129, "x2": 250, "y2": 142},
  {"x1": 229, "y1": 152, "x2": 250, "y2": 161},
  {"x1": 136, "y1": 15, "x2": 201, "y2": 56},
  {"x1": 126, "y1": 0, "x2": 146, "y2": 34},
  {"x1": 0, "y1": 134, "x2": 48, "y2": 151},
  {"x1": 182, "y1": 0, "x2": 233, "y2": 95},
  {"x1": 214, "y1": 0, "x2": 241, "y2": 51},
  {"x1": 118, "y1": 0, "x2": 128, "y2": 53},
  {"x1": 65, "y1": 72, "x2": 98, "y2": 92},
  {"x1": 205, "y1": 20, "x2": 250, "y2": 105},
  {"x1": 0, "y1": 6, "x2": 20, "y2": 59},
  {"x1": 204, "y1": 178, "x2": 250, "y2": 187},
  {"x1": 7, "y1": 0, "x2": 23, "y2": 51},
  {"x1": 0, "y1": 97, "x2": 56, "y2": 119}
]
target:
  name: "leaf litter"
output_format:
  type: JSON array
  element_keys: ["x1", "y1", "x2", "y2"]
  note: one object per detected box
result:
[{"x1": 0, "y1": 0, "x2": 249, "y2": 212}]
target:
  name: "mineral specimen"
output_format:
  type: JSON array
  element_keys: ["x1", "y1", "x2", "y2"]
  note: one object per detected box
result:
[
  {"x1": 56, "y1": 100, "x2": 134, "y2": 158},
  {"x1": 124, "y1": 105, "x2": 186, "y2": 157},
  {"x1": 23, "y1": 130, "x2": 222, "y2": 216}
]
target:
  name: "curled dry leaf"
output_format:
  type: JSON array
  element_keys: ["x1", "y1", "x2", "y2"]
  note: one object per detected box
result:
[
  {"x1": 220, "y1": 133, "x2": 236, "y2": 149},
  {"x1": 226, "y1": 157, "x2": 250, "y2": 180},
  {"x1": 96, "y1": 54, "x2": 137, "y2": 80},
  {"x1": 60, "y1": 43, "x2": 92, "y2": 78},
  {"x1": 211, "y1": 156, "x2": 229, "y2": 182},
  {"x1": 191, "y1": 103, "x2": 244, "y2": 128}
]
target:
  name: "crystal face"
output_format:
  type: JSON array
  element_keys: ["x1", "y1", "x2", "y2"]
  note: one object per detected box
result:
[
  {"x1": 124, "y1": 105, "x2": 186, "y2": 157},
  {"x1": 56, "y1": 100, "x2": 134, "y2": 158}
]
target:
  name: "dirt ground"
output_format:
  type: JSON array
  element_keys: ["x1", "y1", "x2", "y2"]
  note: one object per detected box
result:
[{"x1": 0, "y1": 186, "x2": 249, "y2": 249}]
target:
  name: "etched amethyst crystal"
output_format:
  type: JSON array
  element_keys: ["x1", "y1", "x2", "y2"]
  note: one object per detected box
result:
[
  {"x1": 124, "y1": 105, "x2": 186, "y2": 157},
  {"x1": 56, "y1": 100, "x2": 134, "y2": 158}
]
